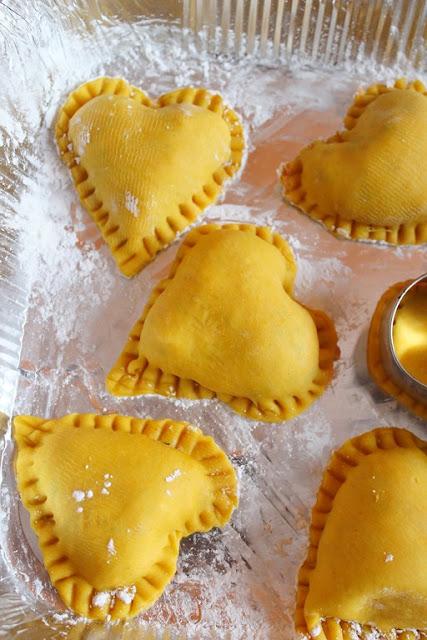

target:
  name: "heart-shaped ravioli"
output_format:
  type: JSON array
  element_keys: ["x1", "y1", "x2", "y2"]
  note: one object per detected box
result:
[
  {"x1": 296, "y1": 427, "x2": 427, "y2": 639},
  {"x1": 14, "y1": 413, "x2": 237, "y2": 620},
  {"x1": 106, "y1": 223, "x2": 339, "y2": 422},
  {"x1": 55, "y1": 77, "x2": 245, "y2": 276},
  {"x1": 281, "y1": 79, "x2": 427, "y2": 244}
]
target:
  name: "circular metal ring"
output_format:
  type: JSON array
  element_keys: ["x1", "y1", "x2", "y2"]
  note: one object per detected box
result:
[{"x1": 379, "y1": 272, "x2": 427, "y2": 406}]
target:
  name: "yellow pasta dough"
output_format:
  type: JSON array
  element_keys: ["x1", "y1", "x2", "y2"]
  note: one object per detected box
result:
[
  {"x1": 368, "y1": 279, "x2": 427, "y2": 420},
  {"x1": 14, "y1": 413, "x2": 237, "y2": 620},
  {"x1": 107, "y1": 223, "x2": 339, "y2": 422},
  {"x1": 296, "y1": 427, "x2": 427, "y2": 639},
  {"x1": 281, "y1": 79, "x2": 427, "y2": 244},
  {"x1": 55, "y1": 77, "x2": 245, "y2": 276}
]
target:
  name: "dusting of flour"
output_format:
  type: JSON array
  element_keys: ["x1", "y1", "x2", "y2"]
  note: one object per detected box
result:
[{"x1": 1, "y1": 8, "x2": 426, "y2": 640}]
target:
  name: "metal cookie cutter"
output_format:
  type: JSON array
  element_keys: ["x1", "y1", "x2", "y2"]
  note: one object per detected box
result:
[{"x1": 379, "y1": 272, "x2": 427, "y2": 407}]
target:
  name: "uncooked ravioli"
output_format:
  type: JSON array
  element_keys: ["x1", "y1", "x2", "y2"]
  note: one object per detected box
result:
[
  {"x1": 106, "y1": 223, "x2": 339, "y2": 422},
  {"x1": 296, "y1": 427, "x2": 427, "y2": 638},
  {"x1": 14, "y1": 413, "x2": 237, "y2": 620},
  {"x1": 55, "y1": 77, "x2": 245, "y2": 276},
  {"x1": 281, "y1": 79, "x2": 427, "y2": 245}
]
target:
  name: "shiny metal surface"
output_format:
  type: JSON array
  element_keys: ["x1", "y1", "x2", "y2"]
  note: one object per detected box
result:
[
  {"x1": 380, "y1": 273, "x2": 427, "y2": 406},
  {"x1": 0, "y1": 2, "x2": 426, "y2": 639}
]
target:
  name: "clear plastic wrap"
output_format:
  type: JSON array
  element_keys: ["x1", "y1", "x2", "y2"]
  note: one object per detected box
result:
[{"x1": 0, "y1": 2, "x2": 426, "y2": 638}]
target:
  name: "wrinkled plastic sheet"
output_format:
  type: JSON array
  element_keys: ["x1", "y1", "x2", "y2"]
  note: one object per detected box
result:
[{"x1": 0, "y1": 2, "x2": 426, "y2": 638}]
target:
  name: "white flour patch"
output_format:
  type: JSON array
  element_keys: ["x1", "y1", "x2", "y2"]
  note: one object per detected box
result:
[
  {"x1": 76, "y1": 125, "x2": 90, "y2": 156},
  {"x1": 125, "y1": 191, "x2": 139, "y2": 216},
  {"x1": 92, "y1": 591, "x2": 109, "y2": 608},
  {"x1": 107, "y1": 538, "x2": 116, "y2": 556},
  {"x1": 92, "y1": 585, "x2": 136, "y2": 608},
  {"x1": 116, "y1": 585, "x2": 136, "y2": 604},
  {"x1": 165, "y1": 468, "x2": 182, "y2": 482},
  {"x1": 177, "y1": 103, "x2": 196, "y2": 116}
]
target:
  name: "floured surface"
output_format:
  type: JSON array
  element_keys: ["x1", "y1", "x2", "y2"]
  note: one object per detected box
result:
[{"x1": 0, "y1": 6, "x2": 426, "y2": 640}]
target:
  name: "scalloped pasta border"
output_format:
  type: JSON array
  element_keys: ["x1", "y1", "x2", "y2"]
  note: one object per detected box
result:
[
  {"x1": 296, "y1": 426, "x2": 427, "y2": 640},
  {"x1": 55, "y1": 77, "x2": 246, "y2": 277},
  {"x1": 106, "y1": 222, "x2": 339, "y2": 423},
  {"x1": 14, "y1": 413, "x2": 238, "y2": 621},
  {"x1": 281, "y1": 78, "x2": 427, "y2": 246}
]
